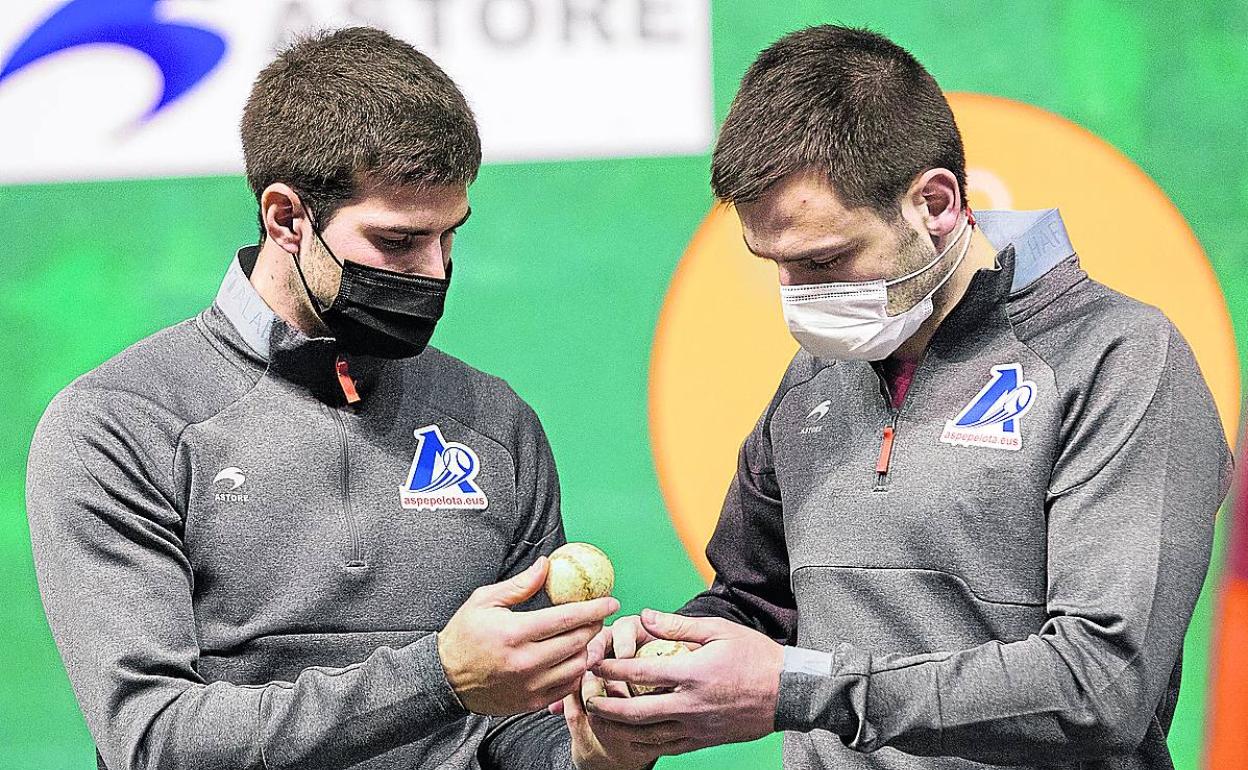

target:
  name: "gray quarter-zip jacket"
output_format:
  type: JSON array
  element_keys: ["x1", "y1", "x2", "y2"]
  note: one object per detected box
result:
[
  {"x1": 680, "y1": 209, "x2": 1233, "y2": 769},
  {"x1": 25, "y1": 246, "x2": 573, "y2": 770}
]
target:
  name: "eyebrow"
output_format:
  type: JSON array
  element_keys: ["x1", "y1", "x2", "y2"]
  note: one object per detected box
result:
[
  {"x1": 368, "y1": 207, "x2": 472, "y2": 236},
  {"x1": 744, "y1": 234, "x2": 856, "y2": 264}
]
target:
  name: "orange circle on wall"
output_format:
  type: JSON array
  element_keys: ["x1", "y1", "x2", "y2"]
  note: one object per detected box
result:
[{"x1": 648, "y1": 92, "x2": 1241, "y2": 583}]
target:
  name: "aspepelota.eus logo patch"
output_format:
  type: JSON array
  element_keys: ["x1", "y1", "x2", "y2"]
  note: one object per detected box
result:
[
  {"x1": 940, "y1": 364, "x2": 1036, "y2": 451},
  {"x1": 400, "y1": 425, "x2": 489, "y2": 511}
]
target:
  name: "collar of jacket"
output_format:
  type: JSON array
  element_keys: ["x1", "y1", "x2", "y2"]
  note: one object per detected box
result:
[
  {"x1": 202, "y1": 244, "x2": 387, "y2": 405},
  {"x1": 922, "y1": 208, "x2": 1085, "y2": 358}
]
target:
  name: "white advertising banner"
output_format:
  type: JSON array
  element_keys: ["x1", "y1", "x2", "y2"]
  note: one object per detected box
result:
[{"x1": 0, "y1": 0, "x2": 712, "y2": 183}]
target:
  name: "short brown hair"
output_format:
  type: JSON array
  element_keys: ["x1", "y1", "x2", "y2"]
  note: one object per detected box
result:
[
  {"x1": 711, "y1": 26, "x2": 966, "y2": 217},
  {"x1": 241, "y1": 26, "x2": 481, "y2": 235}
]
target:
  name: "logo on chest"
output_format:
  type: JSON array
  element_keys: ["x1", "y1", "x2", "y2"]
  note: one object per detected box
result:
[
  {"x1": 400, "y1": 425, "x2": 490, "y2": 511},
  {"x1": 800, "y1": 400, "x2": 833, "y2": 435},
  {"x1": 211, "y1": 467, "x2": 249, "y2": 503},
  {"x1": 940, "y1": 364, "x2": 1036, "y2": 451}
]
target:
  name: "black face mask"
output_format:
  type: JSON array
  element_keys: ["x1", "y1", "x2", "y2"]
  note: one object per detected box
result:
[{"x1": 291, "y1": 217, "x2": 450, "y2": 359}]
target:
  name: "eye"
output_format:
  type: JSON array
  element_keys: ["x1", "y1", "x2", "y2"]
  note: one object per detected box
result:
[
  {"x1": 807, "y1": 254, "x2": 844, "y2": 271},
  {"x1": 378, "y1": 234, "x2": 415, "y2": 251}
]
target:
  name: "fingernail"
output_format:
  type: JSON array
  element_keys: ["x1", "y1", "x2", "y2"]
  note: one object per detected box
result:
[{"x1": 641, "y1": 608, "x2": 656, "y2": 623}]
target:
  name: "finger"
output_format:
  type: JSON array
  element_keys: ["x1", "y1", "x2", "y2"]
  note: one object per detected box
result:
[
  {"x1": 563, "y1": 689, "x2": 584, "y2": 724},
  {"x1": 532, "y1": 648, "x2": 591, "y2": 695},
  {"x1": 591, "y1": 656, "x2": 686, "y2": 689},
  {"x1": 586, "y1": 690, "x2": 680, "y2": 725},
  {"x1": 639, "y1": 608, "x2": 730, "y2": 645},
  {"x1": 612, "y1": 615, "x2": 648, "y2": 659},
  {"x1": 473, "y1": 557, "x2": 549, "y2": 608},
  {"x1": 586, "y1": 625, "x2": 610, "y2": 668},
  {"x1": 594, "y1": 718, "x2": 688, "y2": 746},
  {"x1": 603, "y1": 679, "x2": 631, "y2": 698},
  {"x1": 630, "y1": 737, "x2": 702, "y2": 757},
  {"x1": 561, "y1": 693, "x2": 586, "y2": 743},
  {"x1": 526, "y1": 622, "x2": 602, "y2": 668},
  {"x1": 562, "y1": 674, "x2": 593, "y2": 739},
  {"x1": 517, "y1": 596, "x2": 620, "y2": 640},
  {"x1": 575, "y1": 671, "x2": 604, "y2": 711},
  {"x1": 547, "y1": 699, "x2": 565, "y2": 716}
]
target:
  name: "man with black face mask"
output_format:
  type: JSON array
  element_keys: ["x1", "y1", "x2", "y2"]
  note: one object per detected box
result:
[{"x1": 25, "y1": 27, "x2": 627, "y2": 770}]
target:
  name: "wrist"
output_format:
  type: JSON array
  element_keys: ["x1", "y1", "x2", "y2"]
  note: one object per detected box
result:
[
  {"x1": 395, "y1": 631, "x2": 469, "y2": 722},
  {"x1": 435, "y1": 629, "x2": 471, "y2": 712}
]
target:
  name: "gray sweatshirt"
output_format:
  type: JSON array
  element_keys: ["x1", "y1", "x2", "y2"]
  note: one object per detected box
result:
[
  {"x1": 680, "y1": 209, "x2": 1233, "y2": 769},
  {"x1": 25, "y1": 246, "x2": 573, "y2": 770}
]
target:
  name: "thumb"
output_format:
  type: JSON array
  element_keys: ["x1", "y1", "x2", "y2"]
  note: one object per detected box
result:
[
  {"x1": 475, "y1": 556, "x2": 549, "y2": 608},
  {"x1": 639, "y1": 608, "x2": 726, "y2": 645},
  {"x1": 562, "y1": 690, "x2": 586, "y2": 736},
  {"x1": 562, "y1": 673, "x2": 593, "y2": 739}
]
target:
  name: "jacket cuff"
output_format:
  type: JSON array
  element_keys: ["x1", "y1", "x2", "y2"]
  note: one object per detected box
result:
[
  {"x1": 412, "y1": 631, "x2": 471, "y2": 719},
  {"x1": 774, "y1": 643, "x2": 864, "y2": 737},
  {"x1": 775, "y1": 642, "x2": 946, "y2": 755}
]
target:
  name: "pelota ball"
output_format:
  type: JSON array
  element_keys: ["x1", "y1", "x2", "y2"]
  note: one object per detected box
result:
[
  {"x1": 627, "y1": 639, "x2": 692, "y2": 696},
  {"x1": 545, "y1": 542, "x2": 615, "y2": 604}
]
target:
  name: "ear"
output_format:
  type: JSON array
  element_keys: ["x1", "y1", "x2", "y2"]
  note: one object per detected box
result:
[
  {"x1": 906, "y1": 168, "x2": 962, "y2": 240},
  {"x1": 260, "y1": 183, "x2": 311, "y2": 255}
]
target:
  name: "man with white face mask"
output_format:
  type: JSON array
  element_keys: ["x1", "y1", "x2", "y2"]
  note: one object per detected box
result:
[{"x1": 571, "y1": 25, "x2": 1233, "y2": 770}]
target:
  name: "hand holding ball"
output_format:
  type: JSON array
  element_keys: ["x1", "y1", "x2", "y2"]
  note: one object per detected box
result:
[
  {"x1": 627, "y1": 639, "x2": 693, "y2": 696},
  {"x1": 544, "y1": 542, "x2": 615, "y2": 605}
]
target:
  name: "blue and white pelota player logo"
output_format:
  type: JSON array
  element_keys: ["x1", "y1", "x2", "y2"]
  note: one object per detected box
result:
[
  {"x1": 400, "y1": 425, "x2": 489, "y2": 511},
  {"x1": 940, "y1": 364, "x2": 1036, "y2": 451}
]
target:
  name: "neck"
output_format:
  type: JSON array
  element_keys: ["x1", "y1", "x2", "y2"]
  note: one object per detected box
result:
[
  {"x1": 889, "y1": 226, "x2": 999, "y2": 362},
  {"x1": 252, "y1": 238, "x2": 331, "y2": 338}
]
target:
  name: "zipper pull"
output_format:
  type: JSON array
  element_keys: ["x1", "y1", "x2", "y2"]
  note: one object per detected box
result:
[
  {"x1": 335, "y1": 354, "x2": 361, "y2": 405},
  {"x1": 874, "y1": 425, "x2": 896, "y2": 489}
]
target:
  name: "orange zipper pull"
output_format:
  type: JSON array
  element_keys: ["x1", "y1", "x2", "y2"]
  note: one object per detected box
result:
[
  {"x1": 335, "y1": 355, "x2": 361, "y2": 405},
  {"x1": 876, "y1": 425, "x2": 896, "y2": 475}
]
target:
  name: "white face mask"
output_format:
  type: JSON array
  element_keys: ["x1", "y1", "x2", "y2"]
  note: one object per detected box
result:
[{"x1": 779, "y1": 216, "x2": 973, "y2": 362}]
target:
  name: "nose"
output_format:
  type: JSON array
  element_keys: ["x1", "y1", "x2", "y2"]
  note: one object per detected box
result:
[
  {"x1": 413, "y1": 240, "x2": 448, "y2": 280},
  {"x1": 776, "y1": 264, "x2": 800, "y2": 287}
]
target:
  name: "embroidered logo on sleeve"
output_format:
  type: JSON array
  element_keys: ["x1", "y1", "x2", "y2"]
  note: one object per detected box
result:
[
  {"x1": 400, "y1": 425, "x2": 489, "y2": 511},
  {"x1": 940, "y1": 364, "x2": 1036, "y2": 451}
]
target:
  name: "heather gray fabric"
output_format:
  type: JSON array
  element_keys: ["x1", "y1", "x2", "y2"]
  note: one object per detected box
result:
[
  {"x1": 681, "y1": 209, "x2": 1233, "y2": 769},
  {"x1": 26, "y1": 246, "x2": 573, "y2": 770}
]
